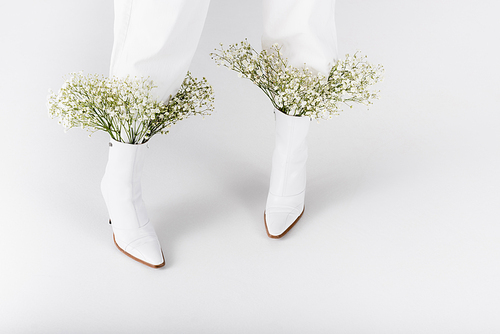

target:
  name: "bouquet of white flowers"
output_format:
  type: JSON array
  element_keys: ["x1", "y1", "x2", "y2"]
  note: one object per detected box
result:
[
  {"x1": 48, "y1": 72, "x2": 214, "y2": 144},
  {"x1": 211, "y1": 40, "x2": 383, "y2": 118}
]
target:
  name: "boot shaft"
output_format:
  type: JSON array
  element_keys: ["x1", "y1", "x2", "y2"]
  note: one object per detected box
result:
[
  {"x1": 104, "y1": 139, "x2": 146, "y2": 185},
  {"x1": 269, "y1": 110, "x2": 310, "y2": 196},
  {"x1": 101, "y1": 139, "x2": 149, "y2": 229}
]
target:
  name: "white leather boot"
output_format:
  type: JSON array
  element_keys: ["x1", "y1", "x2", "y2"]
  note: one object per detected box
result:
[
  {"x1": 101, "y1": 139, "x2": 165, "y2": 268},
  {"x1": 265, "y1": 110, "x2": 310, "y2": 238}
]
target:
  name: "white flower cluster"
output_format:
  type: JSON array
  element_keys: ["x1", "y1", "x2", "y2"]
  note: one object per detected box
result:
[
  {"x1": 211, "y1": 40, "x2": 384, "y2": 118},
  {"x1": 47, "y1": 72, "x2": 214, "y2": 144}
]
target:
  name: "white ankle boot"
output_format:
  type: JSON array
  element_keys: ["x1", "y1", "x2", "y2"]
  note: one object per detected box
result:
[
  {"x1": 265, "y1": 110, "x2": 310, "y2": 238},
  {"x1": 101, "y1": 139, "x2": 165, "y2": 268}
]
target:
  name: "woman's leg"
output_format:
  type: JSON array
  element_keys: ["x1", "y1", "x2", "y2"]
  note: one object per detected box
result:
[
  {"x1": 262, "y1": 0, "x2": 337, "y2": 238},
  {"x1": 262, "y1": 0, "x2": 337, "y2": 75},
  {"x1": 110, "y1": 0, "x2": 211, "y2": 101},
  {"x1": 104, "y1": 0, "x2": 210, "y2": 267}
]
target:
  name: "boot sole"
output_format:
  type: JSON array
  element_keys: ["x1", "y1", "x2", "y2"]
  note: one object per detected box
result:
[
  {"x1": 264, "y1": 206, "x2": 305, "y2": 239},
  {"x1": 113, "y1": 234, "x2": 165, "y2": 268}
]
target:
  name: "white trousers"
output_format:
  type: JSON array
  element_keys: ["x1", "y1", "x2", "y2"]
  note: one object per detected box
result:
[{"x1": 110, "y1": 0, "x2": 338, "y2": 103}]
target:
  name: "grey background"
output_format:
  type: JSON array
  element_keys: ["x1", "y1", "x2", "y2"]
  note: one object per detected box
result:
[{"x1": 1, "y1": 0, "x2": 499, "y2": 333}]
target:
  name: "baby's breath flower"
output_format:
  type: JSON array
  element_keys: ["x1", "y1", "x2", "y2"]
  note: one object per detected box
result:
[
  {"x1": 48, "y1": 72, "x2": 214, "y2": 144},
  {"x1": 210, "y1": 40, "x2": 384, "y2": 118}
]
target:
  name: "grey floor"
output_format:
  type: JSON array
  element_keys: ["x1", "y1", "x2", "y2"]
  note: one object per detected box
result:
[{"x1": 1, "y1": 0, "x2": 499, "y2": 333}]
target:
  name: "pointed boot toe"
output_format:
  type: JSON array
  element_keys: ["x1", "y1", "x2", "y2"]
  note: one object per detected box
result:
[
  {"x1": 264, "y1": 206, "x2": 304, "y2": 239},
  {"x1": 114, "y1": 234, "x2": 165, "y2": 268}
]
